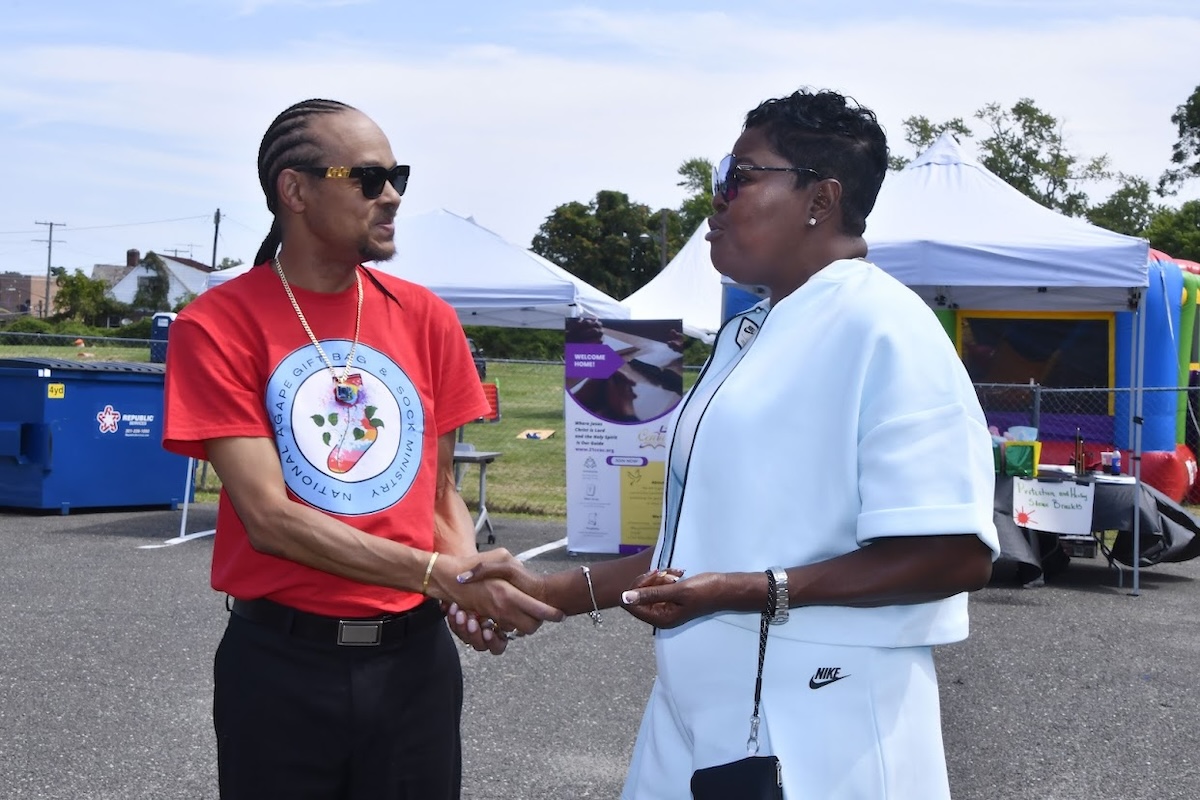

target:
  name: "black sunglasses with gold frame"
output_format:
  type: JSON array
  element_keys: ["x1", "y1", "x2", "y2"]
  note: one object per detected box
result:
[{"x1": 294, "y1": 164, "x2": 410, "y2": 199}]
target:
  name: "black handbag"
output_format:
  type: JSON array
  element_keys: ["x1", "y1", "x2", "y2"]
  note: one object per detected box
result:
[{"x1": 689, "y1": 610, "x2": 784, "y2": 799}]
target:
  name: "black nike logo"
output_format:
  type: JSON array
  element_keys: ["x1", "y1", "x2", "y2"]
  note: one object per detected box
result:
[{"x1": 809, "y1": 667, "x2": 850, "y2": 689}]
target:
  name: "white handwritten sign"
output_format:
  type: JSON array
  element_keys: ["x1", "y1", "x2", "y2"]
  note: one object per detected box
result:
[{"x1": 1012, "y1": 478, "x2": 1096, "y2": 535}]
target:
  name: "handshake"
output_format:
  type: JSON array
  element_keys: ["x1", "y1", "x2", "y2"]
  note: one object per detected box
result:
[{"x1": 428, "y1": 548, "x2": 689, "y2": 655}]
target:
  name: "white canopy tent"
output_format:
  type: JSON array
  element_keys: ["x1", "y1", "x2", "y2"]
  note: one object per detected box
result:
[
  {"x1": 867, "y1": 133, "x2": 1149, "y2": 311},
  {"x1": 621, "y1": 224, "x2": 723, "y2": 342},
  {"x1": 205, "y1": 208, "x2": 627, "y2": 328}
]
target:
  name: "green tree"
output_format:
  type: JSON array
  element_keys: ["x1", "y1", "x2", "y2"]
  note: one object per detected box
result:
[
  {"x1": 1085, "y1": 174, "x2": 1161, "y2": 236},
  {"x1": 217, "y1": 256, "x2": 244, "y2": 270},
  {"x1": 974, "y1": 99, "x2": 1110, "y2": 217},
  {"x1": 131, "y1": 252, "x2": 171, "y2": 311},
  {"x1": 531, "y1": 190, "x2": 661, "y2": 299},
  {"x1": 1159, "y1": 85, "x2": 1200, "y2": 194},
  {"x1": 675, "y1": 157, "x2": 714, "y2": 238},
  {"x1": 888, "y1": 116, "x2": 974, "y2": 171},
  {"x1": 1144, "y1": 200, "x2": 1200, "y2": 262},
  {"x1": 172, "y1": 291, "x2": 198, "y2": 313},
  {"x1": 52, "y1": 267, "x2": 127, "y2": 326}
]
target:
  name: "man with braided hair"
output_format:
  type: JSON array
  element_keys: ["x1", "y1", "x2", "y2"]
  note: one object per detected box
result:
[{"x1": 163, "y1": 99, "x2": 562, "y2": 799}]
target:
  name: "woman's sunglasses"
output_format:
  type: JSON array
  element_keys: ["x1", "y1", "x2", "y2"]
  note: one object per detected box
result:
[
  {"x1": 711, "y1": 154, "x2": 822, "y2": 203},
  {"x1": 295, "y1": 164, "x2": 411, "y2": 199}
]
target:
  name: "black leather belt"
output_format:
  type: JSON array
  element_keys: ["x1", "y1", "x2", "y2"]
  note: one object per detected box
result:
[{"x1": 230, "y1": 596, "x2": 442, "y2": 647}]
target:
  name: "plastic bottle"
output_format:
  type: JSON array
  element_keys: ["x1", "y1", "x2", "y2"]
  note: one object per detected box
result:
[{"x1": 1112, "y1": 451, "x2": 1121, "y2": 476}]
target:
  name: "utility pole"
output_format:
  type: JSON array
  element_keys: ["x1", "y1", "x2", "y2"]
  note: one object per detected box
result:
[
  {"x1": 34, "y1": 221, "x2": 65, "y2": 318},
  {"x1": 211, "y1": 208, "x2": 221, "y2": 269}
]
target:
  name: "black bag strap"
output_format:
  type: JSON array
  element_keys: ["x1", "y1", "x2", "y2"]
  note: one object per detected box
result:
[{"x1": 746, "y1": 609, "x2": 770, "y2": 755}]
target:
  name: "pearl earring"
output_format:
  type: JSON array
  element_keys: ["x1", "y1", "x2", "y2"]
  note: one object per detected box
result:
[{"x1": 808, "y1": 217, "x2": 817, "y2": 227}]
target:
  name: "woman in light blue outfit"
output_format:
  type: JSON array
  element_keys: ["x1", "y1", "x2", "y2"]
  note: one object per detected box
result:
[{"x1": 459, "y1": 88, "x2": 999, "y2": 799}]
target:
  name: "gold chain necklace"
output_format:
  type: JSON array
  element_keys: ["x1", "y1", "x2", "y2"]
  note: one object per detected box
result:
[{"x1": 272, "y1": 255, "x2": 364, "y2": 405}]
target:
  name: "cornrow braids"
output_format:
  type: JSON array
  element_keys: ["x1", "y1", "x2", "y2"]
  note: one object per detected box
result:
[{"x1": 253, "y1": 99, "x2": 355, "y2": 266}]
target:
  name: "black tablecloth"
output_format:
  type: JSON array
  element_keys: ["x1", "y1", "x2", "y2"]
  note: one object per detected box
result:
[{"x1": 992, "y1": 474, "x2": 1200, "y2": 584}]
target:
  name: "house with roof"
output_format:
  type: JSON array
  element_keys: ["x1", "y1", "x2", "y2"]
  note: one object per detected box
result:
[{"x1": 99, "y1": 249, "x2": 214, "y2": 309}]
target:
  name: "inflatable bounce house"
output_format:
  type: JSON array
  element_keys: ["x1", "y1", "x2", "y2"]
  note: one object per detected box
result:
[{"x1": 940, "y1": 250, "x2": 1200, "y2": 501}]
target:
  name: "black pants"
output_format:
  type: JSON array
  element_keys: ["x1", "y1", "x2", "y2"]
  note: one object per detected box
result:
[{"x1": 213, "y1": 605, "x2": 463, "y2": 800}]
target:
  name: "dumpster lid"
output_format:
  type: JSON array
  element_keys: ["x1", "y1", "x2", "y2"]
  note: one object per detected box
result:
[{"x1": 0, "y1": 357, "x2": 165, "y2": 375}]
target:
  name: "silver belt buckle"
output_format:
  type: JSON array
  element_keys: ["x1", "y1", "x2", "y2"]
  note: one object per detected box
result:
[{"x1": 337, "y1": 619, "x2": 383, "y2": 646}]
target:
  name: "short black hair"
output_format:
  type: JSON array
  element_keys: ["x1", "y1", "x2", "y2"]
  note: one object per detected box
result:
[
  {"x1": 744, "y1": 89, "x2": 888, "y2": 236},
  {"x1": 252, "y1": 99, "x2": 354, "y2": 265}
]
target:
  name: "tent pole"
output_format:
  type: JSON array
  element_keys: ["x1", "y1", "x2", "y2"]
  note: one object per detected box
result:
[
  {"x1": 180, "y1": 457, "x2": 195, "y2": 539},
  {"x1": 1131, "y1": 290, "x2": 1147, "y2": 597}
]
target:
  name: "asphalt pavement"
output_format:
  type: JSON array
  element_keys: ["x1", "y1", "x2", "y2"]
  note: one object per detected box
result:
[{"x1": 1, "y1": 504, "x2": 1198, "y2": 799}]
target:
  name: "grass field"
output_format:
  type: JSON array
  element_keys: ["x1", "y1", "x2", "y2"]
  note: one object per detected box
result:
[{"x1": 0, "y1": 343, "x2": 151, "y2": 362}]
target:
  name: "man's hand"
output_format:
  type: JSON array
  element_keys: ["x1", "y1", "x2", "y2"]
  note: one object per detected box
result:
[
  {"x1": 445, "y1": 550, "x2": 554, "y2": 652},
  {"x1": 431, "y1": 549, "x2": 562, "y2": 636}
]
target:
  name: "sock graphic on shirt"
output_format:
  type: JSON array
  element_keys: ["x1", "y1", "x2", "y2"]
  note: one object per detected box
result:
[{"x1": 307, "y1": 375, "x2": 384, "y2": 474}]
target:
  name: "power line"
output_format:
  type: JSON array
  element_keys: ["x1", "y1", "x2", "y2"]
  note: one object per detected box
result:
[
  {"x1": 221, "y1": 215, "x2": 263, "y2": 234},
  {"x1": 68, "y1": 214, "x2": 210, "y2": 232},
  {"x1": 0, "y1": 214, "x2": 211, "y2": 238}
]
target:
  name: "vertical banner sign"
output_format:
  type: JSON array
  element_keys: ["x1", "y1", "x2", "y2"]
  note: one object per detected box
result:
[{"x1": 565, "y1": 319, "x2": 685, "y2": 553}]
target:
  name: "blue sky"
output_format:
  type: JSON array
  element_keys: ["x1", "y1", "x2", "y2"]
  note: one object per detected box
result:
[{"x1": 1, "y1": 0, "x2": 1198, "y2": 275}]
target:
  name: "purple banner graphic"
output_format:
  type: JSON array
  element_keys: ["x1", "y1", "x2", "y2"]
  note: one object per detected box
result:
[{"x1": 565, "y1": 343, "x2": 623, "y2": 380}]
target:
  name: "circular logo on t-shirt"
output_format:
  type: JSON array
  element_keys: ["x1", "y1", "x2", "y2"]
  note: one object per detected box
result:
[{"x1": 267, "y1": 341, "x2": 425, "y2": 516}]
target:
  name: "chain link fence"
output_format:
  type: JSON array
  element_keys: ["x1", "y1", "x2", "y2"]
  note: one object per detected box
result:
[{"x1": 975, "y1": 382, "x2": 1200, "y2": 452}]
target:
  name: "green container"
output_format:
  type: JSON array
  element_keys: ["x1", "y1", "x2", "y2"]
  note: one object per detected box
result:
[{"x1": 1003, "y1": 442, "x2": 1040, "y2": 477}]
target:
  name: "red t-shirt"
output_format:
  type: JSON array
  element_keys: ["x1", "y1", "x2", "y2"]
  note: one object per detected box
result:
[{"x1": 163, "y1": 262, "x2": 489, "y2": 616}]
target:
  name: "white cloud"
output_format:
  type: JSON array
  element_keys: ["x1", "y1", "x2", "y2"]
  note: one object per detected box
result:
[{"x1": 0, "y1": 9, "x2": 1197, "y2": 273}]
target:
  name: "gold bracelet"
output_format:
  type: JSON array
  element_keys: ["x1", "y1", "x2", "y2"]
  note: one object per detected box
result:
[{"x1": 421, "y1": 551, "x2": 440, "y2": 595}]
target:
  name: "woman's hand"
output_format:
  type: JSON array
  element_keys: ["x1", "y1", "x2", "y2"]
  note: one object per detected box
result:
[
  {"x1": 454, "y1": 549, "x2": 550, "y2": 604},
  {"x1": 620, "y1": 570, "x2": 728, "y2": 629},
  {"x1": 443, "y1": 601, "x2": 509, "y2": 655}
]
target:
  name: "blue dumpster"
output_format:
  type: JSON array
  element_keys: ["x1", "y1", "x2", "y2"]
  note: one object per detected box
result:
[
  {"x1": 0, "y1": 358, "x2": 192, "y2": 513},
  {"x1": 149, "y1": 311, "x2": 177, "y2": 364}
]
